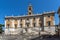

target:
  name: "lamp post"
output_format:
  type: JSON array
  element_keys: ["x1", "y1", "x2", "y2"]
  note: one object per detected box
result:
[{"x1": 57, "y1": 7, "x2": 60, "y2": 36}]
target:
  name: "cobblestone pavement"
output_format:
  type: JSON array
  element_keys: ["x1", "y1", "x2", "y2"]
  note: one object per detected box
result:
[
  {"x1": 0, "y1": 33, "x2": 39, "y2": 40},
  {"x1": 0, "y1": 33, "x2": 60, "y2": 40},
  {"x1": 31, "y1": 35, "x2": 60, "y2": 40}
]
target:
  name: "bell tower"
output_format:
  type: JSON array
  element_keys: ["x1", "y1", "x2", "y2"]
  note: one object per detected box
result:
[{"x1": 28, "y1": 3, "x2": 33, "y2": 15}]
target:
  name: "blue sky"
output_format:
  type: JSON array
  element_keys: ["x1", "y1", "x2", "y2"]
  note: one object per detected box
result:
[{"x1": 0, "y1": 0, "x2": 60, "y2": 25}]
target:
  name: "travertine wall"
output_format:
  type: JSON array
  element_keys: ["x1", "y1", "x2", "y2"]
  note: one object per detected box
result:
[
  {"x1": 45, "y1": 15, "x2": 54, "y2": 26},
  {"x1": 36, "y1": 17, "x2": 40, "y2": 27},
  {"x1": 6, "y1": 19, "x2": 12, "y2": 28},
  {"x1": 22, "y1": 19, "x2": 25, "y2": 28},
  {"x1": 5, "y1": 14, "x2": 55, "y2": 28},
  {"x1": 30, "y1": 18, "x2": 33, "y2": 27}
]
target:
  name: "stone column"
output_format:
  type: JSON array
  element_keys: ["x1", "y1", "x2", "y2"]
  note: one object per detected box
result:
[
  {"x1": 44, "y1": 17, "x2": 46, "y2": 26},
  {"x1": 12, "y1": 19, "x2": 14, "y2": 28},
  {"x1": 36, "y1": 18, "x2": 40, "y2": 27},
  {"x1": 30, "y1": 18, "x2": 33, "y2": 27},
  {"x1": 17, "y1": 19, "x2": 20, "y2": 28}
]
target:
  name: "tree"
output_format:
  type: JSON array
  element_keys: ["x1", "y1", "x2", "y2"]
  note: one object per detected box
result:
[{"x1": 0, "y1": 24, "x2": 4, "y2": 34}]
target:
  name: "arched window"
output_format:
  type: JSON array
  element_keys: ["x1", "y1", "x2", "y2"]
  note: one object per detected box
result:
[
  {"x1": 48, "y1": 21, "x2": 50, "y2": 26},
  {"x1": 27, "y1": 24, "x2": 29, "y2": 27},
  {"x1": 20, "y1": 19, "x2": 22, "y2": 21},
  {"x1": 20, "y1": 24, "x2": 22, "y2": 28},
  {"x1": 33, "y1": 23, "x2": 36, "y2": 27},
  {"x1": 15, "y1": 24, "x2": 17, "y2": 29},
  {"x1": 33, "y1": 18, "x2": 35, "y2": 21},
  {"x1": 27, "y1": 18, "x2": 29, "y2": 20},
  {"x1": 40, "y1": 23, "x2": 42, "y2": 27},
  {"x1": 7, "y1": 24, "x2": 10, "y2": 28}
]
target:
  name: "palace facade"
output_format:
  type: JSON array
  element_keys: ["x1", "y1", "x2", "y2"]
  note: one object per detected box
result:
[{"x1": 5, "y1": 4, "x2": 55, "y2": 35}]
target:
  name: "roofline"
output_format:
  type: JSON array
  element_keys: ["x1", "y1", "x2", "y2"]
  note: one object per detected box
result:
[
  {"x1": 43, "y1": 11, "x2": 55, "y2": 14},
  {"x1": 5, "y1": 11, "x2": 55, "y2": 18}
]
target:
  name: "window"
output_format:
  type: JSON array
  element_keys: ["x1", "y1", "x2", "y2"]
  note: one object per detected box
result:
[
  {"x1": 33, "y1": 18, "x2": 35, "y2": 23},
  {"x1": 25, "y1": 28, "x2": 27, "y2": 32},
  {"x1": 20, "y1": 24, "x2": 22, "y2": 28},
  {"x1": 33, "y1": 18, "x2": 35, "y2": 21},
  {"x1": 39, "y1": 23, "x2": 42, "y2": 27},
  {"x1": 7, "y1": 24, "x2": 10, "y2": 28},
  {"x1": 48, "y1": 21, "x2": 50, "y2": 26},
  {"x1": 15, "y1": 24, "x2": 17, "y2": 29},
  {"x1": 33, "y1": 23, "x2": 36, "y2": 27},
  {"x1": 26, "y1": 18, "x2": 29, "y2": 23},
  {"x1": 27, "y1": 24, "x2": 29, "y2": 27},
  {"x1": 20, "y1": 19, "x2": 22, "y2": 21},
  {"x1": 27, "y1": 18, "x2": 29, "y2": 20},
  {"x1": 40, "y1": 23, "x2": 42, "y2": 27},
  {"x1": 48, "y1": 15, "x2": 50, "y2": 17}
]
